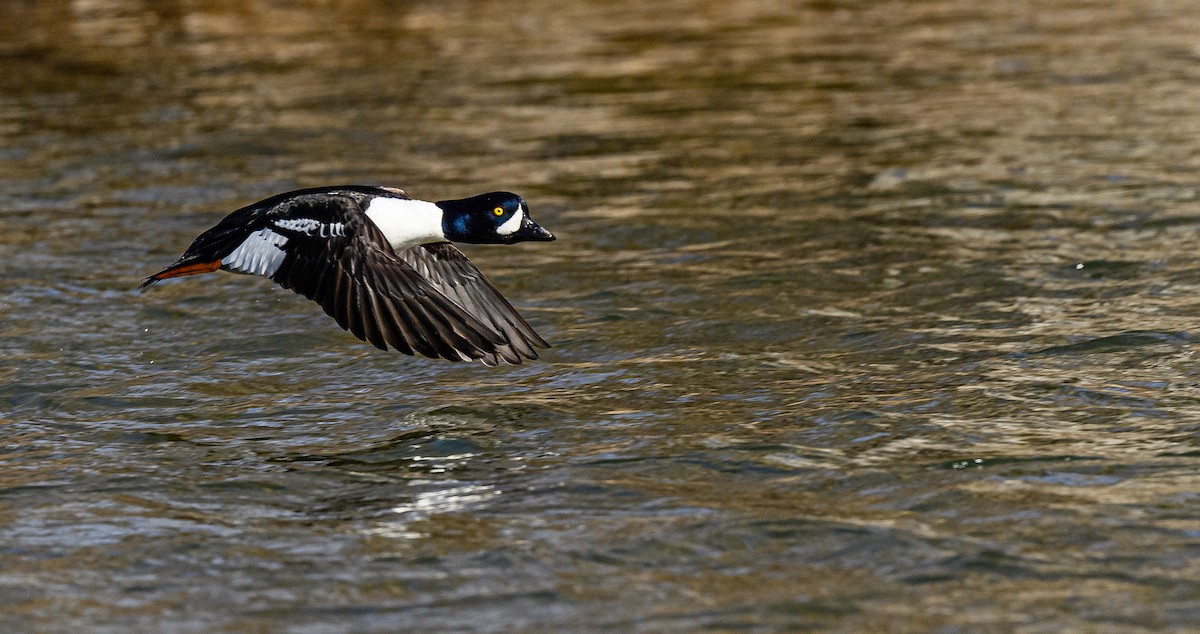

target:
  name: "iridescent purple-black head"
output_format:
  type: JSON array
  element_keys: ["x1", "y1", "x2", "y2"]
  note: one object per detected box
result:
[{"x1": 437, "y1": 192, "x2": 555, "y2": 245}]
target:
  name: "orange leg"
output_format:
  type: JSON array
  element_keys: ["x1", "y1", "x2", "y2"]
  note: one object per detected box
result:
[{"x1": 156, "y1": 260, "x2": 221, "y2": 279}]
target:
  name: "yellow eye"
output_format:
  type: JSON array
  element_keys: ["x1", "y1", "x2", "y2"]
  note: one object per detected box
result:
[{"x1": 493, "y1": 207, "x2": 505, "y2": 216}]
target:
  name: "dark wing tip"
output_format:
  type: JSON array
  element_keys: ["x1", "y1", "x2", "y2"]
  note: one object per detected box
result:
[{"x1": 394, "y1": 243, "x2": 553, "y2": 365}]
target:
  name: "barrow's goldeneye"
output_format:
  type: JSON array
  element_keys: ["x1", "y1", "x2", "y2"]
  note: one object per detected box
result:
[{"x1": 140, "y1": 185, "x2": 555, "y2": 365}]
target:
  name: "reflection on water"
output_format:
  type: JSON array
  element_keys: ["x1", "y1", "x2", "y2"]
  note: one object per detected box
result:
[{"x1": 2, "y1": 0, "x2": 1200, "y2": 630}]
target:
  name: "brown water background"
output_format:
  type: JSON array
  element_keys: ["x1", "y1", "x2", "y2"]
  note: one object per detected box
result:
[{"x1": 2, "y1": 0, "x2": 1200, "y2": 630}]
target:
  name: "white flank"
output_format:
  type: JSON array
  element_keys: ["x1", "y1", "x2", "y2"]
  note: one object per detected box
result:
[
  {"x1": 364, "y1": 198, "x2": 446, "y2": 249},
  {"x1": 496, "y1": 207, "x2": 524, "y2": 236},
  {"x1": 222, "y1": 229, "x2": 289, "y2": 277},
  {"x1": 274, "y1": 217, "x2": 346, "y2": 238}
]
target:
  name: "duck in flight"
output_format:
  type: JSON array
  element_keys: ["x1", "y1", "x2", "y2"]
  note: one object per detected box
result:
[{"x1": 140, "y1": 185, "x2": 555, "y2": 365}]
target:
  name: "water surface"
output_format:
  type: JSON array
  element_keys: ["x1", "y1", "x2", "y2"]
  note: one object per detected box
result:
[{"x1": 2, "y1": 0, "x2": 1200, "y2": 630}]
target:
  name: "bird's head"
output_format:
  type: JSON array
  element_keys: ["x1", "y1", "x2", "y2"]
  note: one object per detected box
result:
[{"x1": 438, "y1": 192, "x2": 555, "y2": 245}]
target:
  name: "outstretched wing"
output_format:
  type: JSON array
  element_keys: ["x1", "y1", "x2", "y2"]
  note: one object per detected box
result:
[
  {"x1": 263, "y1": 194, "x2": 511, "y2": 363},
  {"x1": 395, "y1": 242, "x2": 550, "y2": 365}
]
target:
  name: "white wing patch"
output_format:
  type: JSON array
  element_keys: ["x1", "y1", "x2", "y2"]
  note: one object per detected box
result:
[
  {"x1": 274, "y1": 218, "x2": 346, "y2": 238},
  {"x1": 222, "y1": 228, "x2": 289, "y2": 277},
  {"x1": 496, "y1": 207, "x2": 524, "y2": 236}
]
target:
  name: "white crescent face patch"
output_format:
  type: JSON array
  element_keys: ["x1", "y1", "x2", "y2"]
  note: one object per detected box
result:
[
  {"x1": 496, "y1": 206, "x2": 524, "y2": 236},
  {"x1": 222, "y1": 228, "x2": 289, "y2": 277}
]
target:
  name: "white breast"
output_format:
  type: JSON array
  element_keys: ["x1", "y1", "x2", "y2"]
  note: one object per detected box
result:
[{"x1": 363, "y1": 197, "x2": 446, "y2": 249}]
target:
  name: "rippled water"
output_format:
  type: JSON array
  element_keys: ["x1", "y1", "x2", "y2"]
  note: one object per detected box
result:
[{"x1": 3, "y1": 0, "x2": 1200, "y2": 630}]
